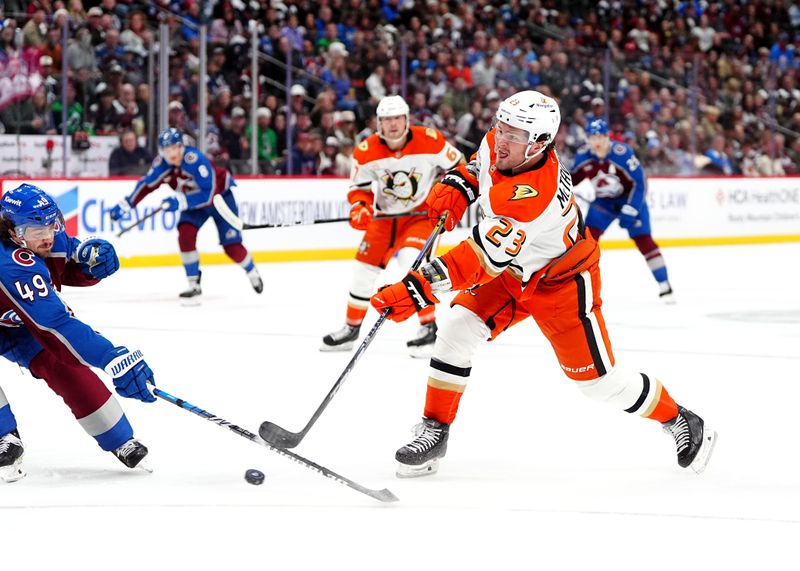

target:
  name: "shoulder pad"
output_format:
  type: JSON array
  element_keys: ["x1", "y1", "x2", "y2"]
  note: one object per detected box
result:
[
  {"x1": 424, "y1": 127, "x2": 440, "y2": 140},
  {"x1": 612, "y1": 143, "x2": 629, "y2": 156},
  {"x1": 184, "y1": 151, "x2": 199, "y2": 164}
]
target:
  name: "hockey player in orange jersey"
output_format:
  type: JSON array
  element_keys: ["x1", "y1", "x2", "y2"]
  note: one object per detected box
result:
[
  {"x1": 321, "y1": 95, "x2": 464, "y2": 357},
  {"x1": 371, "y1": 90, "x2": 716, "y2": 477}
]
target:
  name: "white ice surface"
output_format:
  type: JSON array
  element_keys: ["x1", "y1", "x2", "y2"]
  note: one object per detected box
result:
[{"x1": 2, "y1": 243, "x2": 799, "y2": 569}]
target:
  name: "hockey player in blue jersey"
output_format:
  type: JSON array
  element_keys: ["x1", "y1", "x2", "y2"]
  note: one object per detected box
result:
[
  {"x1": 109, "y1": 128, "x2": 263, "y2": 303},
  {"x1": 571, "y1": 119, "x2": 674, "y2": 301},
  {"x1": 0, "y1": 184, "x2": 155, "y2": 482}
]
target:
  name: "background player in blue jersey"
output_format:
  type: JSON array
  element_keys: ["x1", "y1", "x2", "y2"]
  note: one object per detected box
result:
[
  {"x1": 109, "y1": 128, "x2": 263, "y2": 303},
  {"x1": 0, "y1": 184, "x2": 155, "y2": 482},
  {"x1": 571, "y1": 119, "x2": 674, "y2": 302}
]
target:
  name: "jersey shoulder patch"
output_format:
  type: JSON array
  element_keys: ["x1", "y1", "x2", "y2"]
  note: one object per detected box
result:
[
  {"x1": 184, "y1": 150, "x2": 199, "y2": 164},
  {"x1": 612, "y1": 143, "x2": 629, "y2": 156},
  {"x1": 10, "y1": 247, "x2": 37, "y2": 268}
]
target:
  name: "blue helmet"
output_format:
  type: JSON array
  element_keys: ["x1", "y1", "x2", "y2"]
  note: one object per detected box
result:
[
  {"x1": 587, "y1": 118, "x2": 609, "y2": 136},
  {"x1": 158, "y1": 127, "x2": 183, "y2": 148},
  {"x1": 0, "y1": 183, "x2": 64, "y2": 237}
]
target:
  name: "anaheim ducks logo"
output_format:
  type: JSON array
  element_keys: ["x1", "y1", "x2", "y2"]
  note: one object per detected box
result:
[
  {"x1": 510, "y1": 184, "x2": 539, "y2": 200},
  {"x1": 381, "y1": 168, "x2": 420, "y2": 202}
]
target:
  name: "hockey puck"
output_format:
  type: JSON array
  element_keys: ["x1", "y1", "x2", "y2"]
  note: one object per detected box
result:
[{"x1": 244, "y1": 469, "x2": 265, "y2": 485}]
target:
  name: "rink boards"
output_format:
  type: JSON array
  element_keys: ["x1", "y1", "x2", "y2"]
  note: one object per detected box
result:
[{"x1": 1, "y1": 176, "x2": 799, "y2": 267}]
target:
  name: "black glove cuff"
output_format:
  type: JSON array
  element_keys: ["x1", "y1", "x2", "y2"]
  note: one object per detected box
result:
[
  {"x1": 441, "y1": 170, "x2": 479, "y2": 204},
  {"x1": 402, "y1": 273, "x2": 436, "y2": 311}
]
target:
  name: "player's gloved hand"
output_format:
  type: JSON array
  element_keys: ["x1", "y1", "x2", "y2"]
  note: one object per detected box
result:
[
  {"x1": 102, "y1": 347, "x2": 156, "y2": 403},
  {"x1": 109, "y1": 198, "x2": 132, "y2": 221},
  {"x1": 161, "y1": 193, "x2": 188, "y2": 213},
  {"x1": 75, "y1": 238, "x2": 119, "y2": 279},
  {"x1": 370, "y1": 271, "x2": 440, "y2": 323},
  {"x1": 347, "y1": 189, "x2": 374, "y2": 230},
  {"x1": 427, "y1": 164, "x2": 478, "y2": 231},
  {"x1": 618, "y1": 204, "x2": 639, "y2": 229}
]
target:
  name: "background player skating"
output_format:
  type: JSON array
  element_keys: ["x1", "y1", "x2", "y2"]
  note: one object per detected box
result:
[
  {"x1": 109, "y1": 128, "x2": 263, "y2": 304},
  {"x1": 0, "y1": 184, "x2": 156, "y2": 482},
  {"x1": 321, "y1": 96, "x2": 464, "y2": 357},
  {"x1": 571, "y1": 118, "x2": 674, "y2": 302},
  {"x1": 371, "y1": 91, "x2": 716, "y2": 478}
]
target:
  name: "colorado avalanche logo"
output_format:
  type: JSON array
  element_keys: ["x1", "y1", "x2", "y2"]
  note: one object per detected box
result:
[
  {"x1": 381, "y1": 168, "x2": 421, "y2": 202},
  {"x1": 12, "y1": 248, "x2": 36, "y2": 267},
  {"x1": 0, "y1": 309, "x2": 23, "y2": 327}
]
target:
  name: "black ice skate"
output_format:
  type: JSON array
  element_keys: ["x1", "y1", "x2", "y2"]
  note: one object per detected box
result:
[
  {"x1": 407, "y1": 321, "x2": 437, "y2": 359},
  {"x1": 112, "y1": 438, "x2": 151, "y2": 471},
  {"x1": 396, "y1": 417, "x2": 449, "y2": 478},
  {"x1": 180, "y1": 271, "x2": 202, "y2": 305},
  {"x1": 247, "y1": 268, "x2": 264, "y2": 294},
  {"x1": 320, "y1": 324, "x2": 360, "y2": 352},
  {"x1": 658, "y1": 281, "x2": 675, "y2": 304},
  {"x1": 662, "y1": 406, "x2": 717, "y2": 474},
  {"x1": 0, "y1": 430, "x2": 25, "y2": 483}
]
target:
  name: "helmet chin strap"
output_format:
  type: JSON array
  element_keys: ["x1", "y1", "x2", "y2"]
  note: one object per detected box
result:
[{"x1": 511, "y1": 141, "x2": 546, "y2": 171}]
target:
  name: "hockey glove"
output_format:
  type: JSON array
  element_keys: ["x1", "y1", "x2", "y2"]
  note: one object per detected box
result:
[
  {"x1": 162, "y1": 193, "x2": 188, "y2": 213},
  {"x1": 347, "y1": 189, "x2": 374, "y2": 230},
  {"x1": 618, "y1": 204, "x2": 640, "y2": 229},
  {"x1": 75, "y1": 238, "x2": 120, "y2": 279},
  {"x1": 109, "y1": 198, "x2": 132, "y2": 221},
  {"x1": 370, "y1": 271, "x2": 440, "y2": 323},
  {"x1": 427, "y1": 163, "x2": 478, "y2": 231},
  {"x1": 102, "y1": 347, "x2": 156, "y2": 403}
]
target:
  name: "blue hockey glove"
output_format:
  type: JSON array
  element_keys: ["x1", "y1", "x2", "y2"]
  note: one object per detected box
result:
[
  {"x1": 109, "y1": 198, "x2": 132, "y2": 221},
  {"x1": 75, "y1": 238, "x2": 119, "y2": 279},
  {"x1": 161, "y1": 193, "x2": 188, "y2": 213},
  {"x1": 618, "y1": 204, "x2": 640, "y2": 229},
  {"x1": 102, "y1": 347, "x2": 156, "y2": 403}
]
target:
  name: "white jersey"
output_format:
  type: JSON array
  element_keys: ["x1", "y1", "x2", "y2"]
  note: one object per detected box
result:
[
  {"x1": 471, "y1": 129, "x2": 580, "y2": 284},
  {"x1": 349, "y1": 126, "x2": 462, "y2": 214}
]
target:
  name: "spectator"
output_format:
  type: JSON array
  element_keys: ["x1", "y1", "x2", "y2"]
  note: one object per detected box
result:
[
  {"x1": 245, "y1": 107, "x2": 278, "y2": 173},
  {"x1": 335, "y1": 137, "x2": 354, "y2": 176},
  {"x1": 108, "y1": 129, "x2": 152, "y2": 175},
  {"x1": 318, "y1": 136, "x2": 340, "y2": 175},
  {"x1": 705, "y1": 134, "x2": 734, "y2": 175}
]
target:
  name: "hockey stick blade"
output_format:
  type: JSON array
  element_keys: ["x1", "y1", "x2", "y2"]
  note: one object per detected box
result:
[
  {"x1": 153, "y1": 387, "x2": 398, "y2": 502},
  {"x1": 212, "y1": 194, "x2": 244, "y2": 231},
  {"x1": 258, "y1": 213, "x2": 449, "y2": 450}
]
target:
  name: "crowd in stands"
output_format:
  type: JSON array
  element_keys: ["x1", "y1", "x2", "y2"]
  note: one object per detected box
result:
[{"x1": 0, "y1": 0, "x2": 798, "y2": 177}]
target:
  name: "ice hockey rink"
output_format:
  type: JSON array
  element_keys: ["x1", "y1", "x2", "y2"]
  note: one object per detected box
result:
[{"x1": 2, "y1": 241, "x2": 799, "y2": 569}]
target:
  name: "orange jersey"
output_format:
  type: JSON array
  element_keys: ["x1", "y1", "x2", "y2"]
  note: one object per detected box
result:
[
  {"x1": 350, "y1": 126, "x2": 462, "y2": 214},
  {"x1": 465, "y1": 129, "x2": 581, "y2": 285}
]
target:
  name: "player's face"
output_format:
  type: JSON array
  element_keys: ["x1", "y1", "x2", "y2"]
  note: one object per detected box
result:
[
  {"x1": 494, "y1": 121, "x2": 532, "y2": 170},
  {"x1": 17, "y1": 223, "x2": 56, "y2": 256},
  {"x1": 161, "y1": 143, "x2": 185, "y2": 166},
  {"x1": 589, "y1": 134, "x2": 611, "y2": 158},
  {"x1": 379, "y1": 115, "x2": 407, "y2": 141}
]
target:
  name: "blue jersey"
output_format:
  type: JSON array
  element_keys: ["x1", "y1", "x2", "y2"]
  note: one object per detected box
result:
[
  {"x1": 127, "y1": 146, "x2": 234, "y2": 210},
  {"x1": 0, "y1": 233, "x2": 113, "y2": 369},
  {"x1": 571, "y1": 142, "x2": 646, "y2": 210}
]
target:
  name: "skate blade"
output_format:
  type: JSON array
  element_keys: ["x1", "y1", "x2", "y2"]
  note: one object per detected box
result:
[
  {"x1": 396, "y1": 458, "x2": 440, "y2": 478},
  {"x1": 0, "y1": 460, "x2": 26, "y2": 483},
  {"x1": 659, "y1": 293, "x2": 677, "y2": 305},
  {"x1": 407, "y1": 344, "x2": 434, "y2": 359},
  {"x1": 180, "y1": 297, "x2": 202, "y2": 307},
  {"x1": 135, "y1": 459, "x2": 154, "y2": 474},
  {"x1": 319, "y1": 341, "x2": 354, "y2": 352},
  {"x1": 690, "y1": 426, "x2": 717, "y2": 474}
]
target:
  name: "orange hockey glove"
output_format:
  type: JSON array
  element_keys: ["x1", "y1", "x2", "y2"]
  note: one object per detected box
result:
[
  {"x1": 347, "y1": 189, "x2": 374, "y2": 230},
  {"x1": 427, "y1": 163, "x2": 479, "y2": 231},
  {"x1": 370, "y1": 271, "x2": 440, "y2": 323}
]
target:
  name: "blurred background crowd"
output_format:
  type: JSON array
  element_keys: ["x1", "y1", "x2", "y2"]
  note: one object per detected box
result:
[{"x1": 0, "y1": 0, "x2": 798, "y2": 177}]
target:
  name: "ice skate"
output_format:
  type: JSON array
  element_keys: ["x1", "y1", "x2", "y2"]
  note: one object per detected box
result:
[
  {"x1": 179, "y1": 272, "x2": 202, "y2": 306},
  {"x1": 407, "y1": 321, "x2": 437, "y2": 359},
  {"x1": 247, "y1": 268, "x2": 264, "y2": 294},
  {"x1": 662, "y1": 406, "x2": 716, "y2": 474},
  {"x1": 112, "y1": 438, "x2": 152, "y2": 472},
  {"x1": 658, "y1": 281, "x2": 675, "y2": 304},
  {"x1": 395, "y1": 417, "x2": 449, "y2": 478},
  {"x1": 0, "y1": 430, "x2": 25, "y2": 483},
  {"x1": 320, "y1": 324, "x2": 360, "y2": 352}
]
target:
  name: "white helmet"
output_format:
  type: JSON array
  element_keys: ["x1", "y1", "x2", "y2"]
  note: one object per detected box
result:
[
  {"x1": 495, "y1": 90, "x2": 561, "y2": 151},
  {"x1": 376, "y1": 95, "x2": 410, "y2": 141}
]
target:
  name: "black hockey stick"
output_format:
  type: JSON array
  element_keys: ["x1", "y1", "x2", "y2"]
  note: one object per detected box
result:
[
  {"x1": 259, "y1": 213, "x2": 448, "y2": 449},
  {"x1": 153, "y1": 387, "x2": 399, "y2": 503},
  {"x1": 116, "y1": 203, "x2": 169, "y2": 237},
  {"x1": 212, "y1": 193, "x2": 424, "y2": 231}
]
